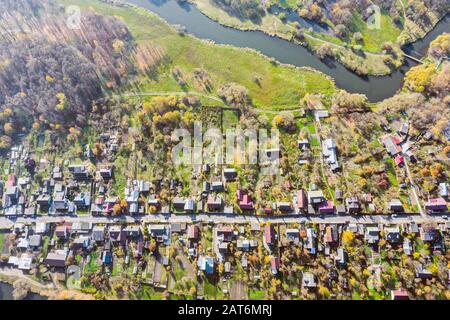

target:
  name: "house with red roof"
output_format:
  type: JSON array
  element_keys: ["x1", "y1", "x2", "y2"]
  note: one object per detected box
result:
[
  {"x1": 188, "y1": 225, "x2": 199, "y2": 241},
  {"x1": 391, "y1": 289, "x2": 409, "y2": 300},
  {"x1": 297, "y1": 189, "x2": 307, "y2": 212},
  {"x1": 239, "y1": 194, "x2": 254, "y2": 210},
  {"x1": 6, "y1": 174, "x2": 16, "y2": 188},
  {"x1": 318, "y1": 201, "x2": 335, "y2": 214},
  {"x1": 217, "y1": 226, "x2": 233, "y2": 242},
  {"x1": 394, "y1": 155, "x2": 405, "y2": 167},
  {"x1": 264, "y1": 224, "x2": 275, "y2": 245},
  {"x1": 270, "y1": 256, "x2": 280, "y2": 275},
  {"x1": 425, "y1": 197, "x2": 448, "y2": 212}
]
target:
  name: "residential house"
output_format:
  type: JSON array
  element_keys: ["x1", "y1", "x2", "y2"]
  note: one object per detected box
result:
[
  {"x1": 297, "y1": 189, "x2": 307, "y2": 212},
  {"x1": 270, "y1": 256, "x2": 280, "y2": 275},
  {"x1": 207, "y1": 195, "x2": 223, "y2": 211},
  {"x1": 148, "y1": 225, "x2": 168, "y2": 243},
  {"x1": 336, "y1": 247, "x2": 347, "y2": 266},
  {"x1": 172, "y1": 197, "x2": 186, "y2": 210},
  {"x1": 223, "y1": 168, "x2": 237, "y2": 181},
  {"x1": 439, "y1": 183, "x2": 449, "y2": 198},
  {"x1": 385, "y1": 226, "x2": 401, "y2": 244},
  {"x1": 237, "y1": 190, "x2": 253, "y2": 210},
  {"x1": 277, "y1": 201, "x2": 292, "y2": 212},
  {"x1": 381, "y1": 135, "x2": 402, "y2": 156},
  {"x1": 73, "y1": 192, "x2": 91, "y2": 209},
  {"x1": 322, "y1": 138, "x2": 340, "y2": 172},
  {"x1": 211, "y1": 180, "x2": 224, "y2": 192},
  {"x1": 286, "y1": 229, "x2": 300, "y2": 242},
  {"x1": 36, "y1": 194, "x2": 51, "y2": 207},
  {"x1": 305, "y1": 228, "x2": 316, "y2": 254},
  {"x1": 318, "y1": 201, "x2": 335, "y2": 214},
  {"x1": 403, "y1": 238, "x2": 412, "y2": 255},
  {"x1": 92, "y1": 225, "x2": 106, "y2": 242},
  {"x1": 298, "y1": 139, "x2": 310, "y2": 150},
  {"x1": 35, "y1": 222, "x2": 49, "y2": 234},
  {"x1": 108, "y1": 225, "x2": 126, "y2": 243},
  {"x1": 44, "y1": 251, "x2": 67, "y2": 268},
  {"x1": 184, "y1": 198, "x2": 195, "y2": 213},
  {"x1": 55, "y1": 225, "x2": 70, "y2": 239},
  {"x1": 264, "y1": 224, "x2": 275, "y2": 246},
  {"x1": 335, "y1": 189, "x2": 343, "y2": 201},
  {"x1": 336, "y1": 204, "x2": 346, "y2": 215},
  {"x1": 420, "y1": 228, "x2": 441, "y2": 243},
  {"x1": 171, "y1": 223, "x2": 186, "y2": 234},
  {"x1": 389, "y1": 199, "x2": 404, "y2": 212},
  {"x1": 364, "y1": 226, "x2": 380, "y2": 244},
  {"x1": 308, "y1": 190, "x2": 326, "y2": 206},
  {"x1": 323, "y1": 225, "x2": 338, "y2": 245},
  {"x1": 302, "y1": 272, "x2": 316, "y2": 288},
  {"x1": 391, "y1": 289, "x2": 409, "y2": 300},
  {"x1": 345, "y1": 197, "x2": 360, "y2": 214},
  {"x1": 99, "y1": 168, "x2": 113, "y2": 180},
  {"x1": 425, "y1": 198, "x2": 448, "y2": 212},
  {"x1": 217, "y1": 226, "x2": 233, "y2": 242},
  {"x1": 188, "y1": 225, "x2": 199, "y2": 242},
  {"x1": 29, "y1": 235, "x2": 42, "y2": 249},
  {"x1": 71, "y1": 221, "x2": 91, "y2": 234},
  {"x1": 68, "y1": 165, "x2": 90, "y2": 180},
  {"x1": 124, "y1": 225, "x2": 141, "y2": 238}
]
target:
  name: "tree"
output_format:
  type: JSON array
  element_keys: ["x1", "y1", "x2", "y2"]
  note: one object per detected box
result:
[
  {"x1": 405, "y1": 64, "x2": 435, "y2": 92},
  {"x1": 3, "y1": 122, "x2": 13, "y2": 136},
  {"x1": 316, "y1": 43, "x2": 333, "y2": 60},
  {"x1": 342, "y1": 230, "x2": 354, "y2": 245},
  {"x1": 112, "y1": 204, "x2": 122, "y2": 215},
  {"x1": 318, "y1": 286, "x2": 331, "y2": 299},
  {"x1": 331, "y1": 90, "x2": 369, "y2": 114},
  {"x1": 217, "y1": 83, "x2": 251, "y2": 107},
  {"x1": 149, "y1": 239, "x2": 157, "y2": 252}
]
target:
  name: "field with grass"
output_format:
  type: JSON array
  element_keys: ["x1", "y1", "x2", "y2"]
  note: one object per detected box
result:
[{"x1": 59, "y1": 0, "x2": 336, "y2": 111}]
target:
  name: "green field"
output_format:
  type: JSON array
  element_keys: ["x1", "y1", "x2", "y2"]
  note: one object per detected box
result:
[
  {"x1": 59, "y1": 0, "x2": 336, "y2": 111},
  {"x1": 249, "y1": 289, "x2": 265, "y2": 300}
]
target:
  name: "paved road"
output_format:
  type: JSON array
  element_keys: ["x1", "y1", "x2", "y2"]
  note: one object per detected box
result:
[{"x1": 0, "y1": 212, "x2": 448, "y2": 229}]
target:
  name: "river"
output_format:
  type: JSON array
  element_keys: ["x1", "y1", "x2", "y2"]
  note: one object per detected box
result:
[
  {"x1": 128, "y1": 0, "x2": 449, "y2": 102},
  {"x1": 0, "y1": 282, "x2": 46, "y2": 300}
]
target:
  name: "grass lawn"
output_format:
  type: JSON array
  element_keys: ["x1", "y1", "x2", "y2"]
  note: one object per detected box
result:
[
  {"x1": 349, "y1": 13, "x2": 402, "y2": 53},
  {"x1": 385, "y1": 158, "x2": 399, "y2": 187},
  {"x1": 85, "y1": 251, "x2": 101, "y2": 273},
  {"x1": 248, "y1": 289, "x2": 265, "y2": 300},
  {"x1": 203, "y1": 278, "x2": 223, "y2": 299},
  {"x1": 0, "y1": 232, "x2": 6, "y2": 253},
  {"x1": 131, "y1": 284, "x2": 164, "y2": 300},
  {"x1": 222, "y1": 109, "x2": 239, "y2": 131},
  {"x1": 58, "y1": 0, "x2": 336, "y2": 111}
]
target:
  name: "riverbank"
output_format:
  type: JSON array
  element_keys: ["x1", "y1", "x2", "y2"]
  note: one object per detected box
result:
[
  {"x1": 189, "y1": 0, "x2": 404, "y2": 76},
  {"x1": 0, "y1": 268, "x2": 95, "y2": 300},
  {"x1": 0, "y1": 270, "x2": 47, "y2": 300},
  {"x1": 62, "y1": 0, "x2": 338, "y2": 111}
]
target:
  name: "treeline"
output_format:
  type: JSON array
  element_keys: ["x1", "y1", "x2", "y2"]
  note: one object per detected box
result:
[
  {"x1": 0, "y1": 40, "x2": 102, "y2": 131},
  {"x1": 0, "y1": 0, "x2": 166, "y2": 151}
]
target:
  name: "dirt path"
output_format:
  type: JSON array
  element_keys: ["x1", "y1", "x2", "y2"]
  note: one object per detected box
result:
[
  {"x1": 173, "y1": 243, "x2": 195, "y2": 278},
  {"x1": 230, "y1": 280, "x2": 247, "y2": 300}
]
